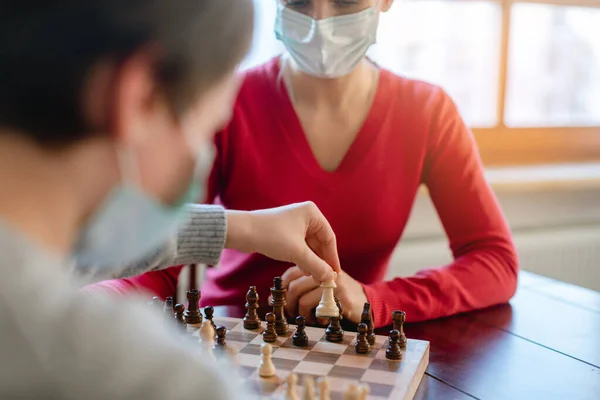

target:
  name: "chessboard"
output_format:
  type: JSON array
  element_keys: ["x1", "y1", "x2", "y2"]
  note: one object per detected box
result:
[{"x1": 187, "y1": 316, "x2": 430, "y2": 400}]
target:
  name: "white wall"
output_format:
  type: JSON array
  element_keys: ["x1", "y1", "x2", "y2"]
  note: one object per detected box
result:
[{"x1": 391, "y1": 185, "x2": 600, "y2": 291}]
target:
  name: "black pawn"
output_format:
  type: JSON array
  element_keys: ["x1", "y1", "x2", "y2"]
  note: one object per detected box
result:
[
  {"x1": 325, "y1": 298, "x2": 344, "y2": 342},
  {"x1": 204, "y1": 306, "x2": 217, "y2": 331},
  {"x1": 214, "y1": 326, "x2": 227, "y2": 354},
  {"x1": 163, "y1": 297, "x2": 174, "y2": 317},
  {"x1": 292, "y1": 316, "x2": 309, "y2": 347},
  {"x1": 355, "y1": 323, "x2": 371, "y2": 354},
  {"x1": 386, "y1": 329, "x2": 402, "y2": 361},
  {"x1": 263, "y1": 312, "x2": 278, "y2": 343},
  {"x1": 173, "y1": 304, "x2": 186, "y2": 330},
  {"x1": 360, "y1": 303, "x2": 375, "y2": 346},
  {"x1": 149, "y1": 296, "x2": 163, "y2": 310}
]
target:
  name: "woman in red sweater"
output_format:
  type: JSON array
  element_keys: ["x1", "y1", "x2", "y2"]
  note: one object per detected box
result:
[{"x1": 85, "y1": 0, "x2": 518, "y2": 328}]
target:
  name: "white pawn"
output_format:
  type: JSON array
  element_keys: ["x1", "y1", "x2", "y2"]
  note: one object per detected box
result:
[
  {"x1": 286, "y1": 373, "x2": 299, "y2": 400},
  {"x1": 315, "y1": 279, "x2": 339, "y2": 318},
  {"x1": 343, "y1": 384, "x2": 360, "y2": 400},
  {"x1": 199, "y1": 320, "x2": 216, "y2": 361},
  {"x1": 358, "y1": 384, "x2": 370, "y2": 400},
  {"x1": 259, "y1": 343, "x2": 276, "y2": 377},
  {"x1": 303, "y1": 376, "x2": 315, "y2": 400},
  {"x1": 317, "y1": 377, "x2": 331, "y2": 400}
]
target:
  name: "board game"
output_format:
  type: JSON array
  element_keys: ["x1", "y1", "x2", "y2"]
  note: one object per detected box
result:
[{"x1": 186, "y1": 316, "x2": 430, "y2": 400}]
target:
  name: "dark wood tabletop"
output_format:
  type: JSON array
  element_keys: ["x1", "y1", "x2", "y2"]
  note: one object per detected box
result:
[{"x1": 214, "y1": 271, "x2": 600, "y2": 400}]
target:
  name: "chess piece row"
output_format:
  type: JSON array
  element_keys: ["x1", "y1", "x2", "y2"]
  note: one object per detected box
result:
[
  {"x1": 283, "y1": 372, "x2": 369, "y2": 400},
  {"x1": 149, "y1": 292, "x2": 221, "y2": 337},
  {"x1": 243, "y1": 278, "x2": 290, "y2": 335}
]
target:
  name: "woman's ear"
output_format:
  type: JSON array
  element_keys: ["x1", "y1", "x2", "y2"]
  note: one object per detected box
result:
[{"x1": 381, "y1": 0, "x2": 394, "y2": 12}]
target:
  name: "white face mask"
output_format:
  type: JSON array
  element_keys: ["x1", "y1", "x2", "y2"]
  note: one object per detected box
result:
[{"x1": 274, "y1": 2, "x2": 380, "y2": 78}]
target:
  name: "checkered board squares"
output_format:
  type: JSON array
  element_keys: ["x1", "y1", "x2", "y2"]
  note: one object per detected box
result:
[{"x1": 189, "y1": 317, "x2": 429, "y2": 400}]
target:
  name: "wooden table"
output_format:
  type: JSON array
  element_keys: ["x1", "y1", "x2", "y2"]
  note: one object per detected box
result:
[{"x1": 214, "y1": 271, "x2": 600, "y2": 399}]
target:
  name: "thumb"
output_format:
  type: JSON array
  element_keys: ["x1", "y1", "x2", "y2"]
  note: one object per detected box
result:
[{"x1": 296, "y1": 245, "x2": 336, "y2": 283}]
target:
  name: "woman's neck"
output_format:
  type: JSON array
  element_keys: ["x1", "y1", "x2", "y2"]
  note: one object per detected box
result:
[
  {"x1": 283, "y1": 58, "x2": 379, "y2": 110},
  {"x1": 0, "y1": 133, "x2": 115, "y2": 255}
]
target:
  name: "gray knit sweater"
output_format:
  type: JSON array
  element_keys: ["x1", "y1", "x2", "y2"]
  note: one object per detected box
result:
[
  {"x1": 0, "y1": 205, "x2": 251, "y2": 399},
  {"x1": 74, "y1": 204, "x2": 227, "y2": 283}
]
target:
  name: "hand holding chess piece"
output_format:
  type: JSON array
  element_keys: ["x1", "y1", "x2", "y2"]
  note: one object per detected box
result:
[{"x1": 225, "y1": 202, "x2": 340, "y2": 283}]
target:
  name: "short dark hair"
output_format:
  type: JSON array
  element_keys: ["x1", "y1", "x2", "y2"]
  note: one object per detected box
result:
[{"x1": 0, "y1": 0, "x2": 254, "y2": 147}]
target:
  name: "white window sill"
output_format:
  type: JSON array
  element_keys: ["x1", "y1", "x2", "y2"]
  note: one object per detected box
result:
[{"x1": 485, "y1": 162, "x2": 600, "y2": 192}]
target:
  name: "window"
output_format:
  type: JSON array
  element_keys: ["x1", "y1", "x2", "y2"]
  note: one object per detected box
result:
[
  {"x1": 505, "y1": 2, "x2": 600, "y2": 127},
  {"x1": 243, "y1": 0, "x2": 600, "y2": 166}
]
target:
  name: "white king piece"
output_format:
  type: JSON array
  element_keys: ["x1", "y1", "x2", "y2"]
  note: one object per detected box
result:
[{"x1": 315, "y1": 279, "x2": 339, "y2": 318}]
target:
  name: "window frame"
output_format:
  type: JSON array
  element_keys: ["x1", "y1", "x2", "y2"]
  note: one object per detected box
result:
[{"x1": 469, "y1": 0, "x2": 600, "y2": 166}]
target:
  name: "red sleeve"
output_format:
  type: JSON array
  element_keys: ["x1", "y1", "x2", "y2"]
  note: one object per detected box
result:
[
  {"x1": 81, "y1": 265, "x2": 184, "y2": 299},
  {"x1": 206, "y1": 130, "x2": 225, "y2": 204},
  {"x1": 362, "y1": 89, "x2": 519, "y2": 327}
]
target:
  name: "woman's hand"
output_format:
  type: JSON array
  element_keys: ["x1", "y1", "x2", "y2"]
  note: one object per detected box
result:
[
  {"x1": 279, "y1": 265, "x2": 368, "y2": 325},
  {"x1": 225, "y1": 201, "x2": 341, "y2": 282}
]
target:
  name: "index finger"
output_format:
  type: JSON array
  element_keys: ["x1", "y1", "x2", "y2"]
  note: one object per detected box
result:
[{"x1": 306, "y1": 221, "x2": 341, "y2": 274}]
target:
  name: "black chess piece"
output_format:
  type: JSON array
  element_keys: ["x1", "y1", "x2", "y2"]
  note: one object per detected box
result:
[
  {"x1": 360, "y1": 302, "x2": 375, "y2": 346},
  {"x1": 292, "y1": 316, "x2": 309, "y2": 347},
  {"x1": 149, "y1": 296, "x2": 163, "y2": 309},
  {"x1": 325, "y1": 298, "x2": 344, "y2": 342},
  {"x1": 270, "y1": 277, "x2": 289, "y2": 335},
  {"x1": 163, "y1": 297, "x2": 174, "y2": 318},
  {"x1": 173, "y1": 304, "x2": 186, "y2": 330},
  {"x1": 204, "y1": 306, "x2": 217, "y2": 331},
  {"x1": 392, "y1": 310, "x2": 407, "y2": 348},
  {"x1": 263, "y1": 312, "x2": 278, "y2": 343},
  {"x1": 386, "y1": 329, "x2": 403, "y2": 360},
  {"x1": 183, "y1": 289, "x2": 202, "y2": 326},
  {"x1": 355, "y1": 323, "x2": 371, "y2": 354},
  {"x1": 243, "y1": 286, "x2": 261, "y2": 330},
  {"x1": 214, "y1": 326, "x2": 227, "y2": 354}
]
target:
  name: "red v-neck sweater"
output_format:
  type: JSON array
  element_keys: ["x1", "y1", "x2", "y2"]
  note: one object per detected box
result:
[{"x1": 84, "y1": 57, "x2": 518, "y2": 327}]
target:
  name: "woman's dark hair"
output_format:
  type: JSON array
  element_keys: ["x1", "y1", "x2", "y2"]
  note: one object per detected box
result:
[{"x1": 0, "y1": 0, "x2": 254, "y2": 147}]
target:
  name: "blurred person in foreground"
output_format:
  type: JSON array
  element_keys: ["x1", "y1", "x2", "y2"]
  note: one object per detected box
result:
[{"x1": 0, "y1": 1, "x2": 340, "y2": 399}]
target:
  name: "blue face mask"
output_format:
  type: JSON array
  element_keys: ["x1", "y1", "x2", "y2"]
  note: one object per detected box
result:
[{"x1": 72, "y1": 144, "x2": 212, "y2": 275}]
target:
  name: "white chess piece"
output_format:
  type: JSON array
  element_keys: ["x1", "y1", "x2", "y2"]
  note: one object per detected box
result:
[
  {"x1": 358, "y1": 384, "x2": 370, "y2": 400},
  {"x1": 258, "y1": 343, "x2": 276, "y2": 377},
  {"x1": 315, "y1": 279, "x2": 339, "y2": 318},
  {"x1": 343, "y1": 384, "x2": 360, "y2": 400},
  {"x1": 199, "y1": 320, "x2": 216, "y2": 361},
  {"x1": 317, "y1": 377, "x2": 331, "y2": 400},
  {"x1": 303, "y1": 376, "x2": 316, "y2": 400},
  {"x1": 286, "y1": 373, "x2": 299, "y2": 400}
]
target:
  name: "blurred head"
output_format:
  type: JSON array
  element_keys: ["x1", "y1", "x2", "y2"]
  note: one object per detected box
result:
[
  {"x1": 0, "y1": 0, "x2": 254, "y2": 206},
  {"x1": 281, "y1": 0, "x2": 393, "y2": 19},
  {"x1": 275, "y1": 0, "x2": 393, "y2": 78}
]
